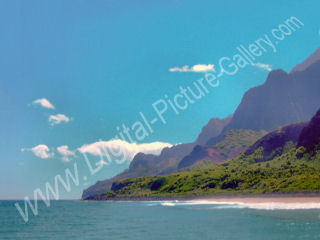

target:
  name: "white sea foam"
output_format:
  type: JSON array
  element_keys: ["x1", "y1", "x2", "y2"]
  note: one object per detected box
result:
[
  {"x1": 160, "y1": 200, "x2": 320, "y2": 210},
  {"x1": 235, "y1": 202, "x2": 320, "y2": 210},
  {"x1": 161, "y1": 202, "x2": 176, "y2": 206}
]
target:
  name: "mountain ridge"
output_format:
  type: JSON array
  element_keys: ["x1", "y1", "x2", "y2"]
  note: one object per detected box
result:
[
  {"x1": 82, "y1": 47, "x2": 320, "y2": 200},
  {"x1": 290, "y1": 47, "x2": 320, "y2": 73},
  {"x1": 87, "y1": 107, "x2": 320, "y2": 200}
]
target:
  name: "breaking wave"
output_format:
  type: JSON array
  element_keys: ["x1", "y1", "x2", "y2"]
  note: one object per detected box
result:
[{"x1": 159, "y1": 200, "x2": 320, "y2": 210}]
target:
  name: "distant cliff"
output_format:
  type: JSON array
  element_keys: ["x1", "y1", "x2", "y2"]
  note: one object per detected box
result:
[{"x1": 182, "y1": 49, "x2": 320, "y2": 168}]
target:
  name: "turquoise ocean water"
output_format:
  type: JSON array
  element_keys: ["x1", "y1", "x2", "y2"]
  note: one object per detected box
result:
[{"x1": 1, "y1": 200, "x2": 320, "y2": 240}]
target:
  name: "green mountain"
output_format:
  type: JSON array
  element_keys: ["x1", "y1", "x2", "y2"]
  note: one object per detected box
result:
[
  {"x1": 87, "y1": 109, "x2": 320, "y2": 200},
  {"x1": 85, "y1": 106, "x2": 320, "y2": 200},
  {"x1": 82, "y1": 116, "x2": 232, "y2": 199},
  {"x1": 87, "y1": 144, "x2": 320, "y2": 199},
  {"x1": 221, "y1": 57, "x2": 320, "y2": 133},
  {"x1": 82, "y1": 48, "x2": 320, "y2": 200}
]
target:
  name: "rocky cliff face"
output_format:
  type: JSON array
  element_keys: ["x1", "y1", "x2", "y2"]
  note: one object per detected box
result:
[
  {"x1": 194, "y1": 115, "x2": 232, "y2": 145},
  {"x1": 219, "y1": 60, "x2": 320, "y2": 132},
  {"x1": 124, "y1": 115, "x2": 233, "y2": 175},
  {"x1": 244, "y1": 122, "x2": 308, "y2": 161},
  {"x1": 165, "y1": 52, "x2": 320, "y2": 171},
  {"x1": 290, "y1": 48, "x2": 320, "y2": 73},
  {"x1": 244, "y1": 107, "x2": 320, "y2": 162}
]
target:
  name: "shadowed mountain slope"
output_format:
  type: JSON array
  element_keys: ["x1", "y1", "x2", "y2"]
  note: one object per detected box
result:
[
  {"x1": 291, "y1": 47, "x2": 320, "y2": 73},
  {"x1": 298, "y1": 108, "x2": 320, "y2": 153},
  {"x1": 244, "y1": 122, "x2": 308, "y2": 162},
  {"x1": 205, "y1": 56, "x2": 320, "y2": 147}
]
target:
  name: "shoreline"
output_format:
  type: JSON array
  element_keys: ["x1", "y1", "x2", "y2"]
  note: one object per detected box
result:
[{"x1": 83, "y1": 192, "x2": 320, "y2": 202}]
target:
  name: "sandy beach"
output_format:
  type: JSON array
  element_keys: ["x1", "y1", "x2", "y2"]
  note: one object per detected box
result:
[
  {"x1": 198, "y1": 194, "x2": 320, "y2": 203},
  {"x1": 198, "y1": 197, "x2": 320, "y2": 203}
]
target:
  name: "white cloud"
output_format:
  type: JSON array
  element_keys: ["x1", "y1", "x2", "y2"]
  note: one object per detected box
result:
[
  {"x1": 169, "y1": 64, "x2": 215, "y2": 73},
  {"x1": 32, "y1": 98, "x2": 55, "y2": 109},
  {"x1": 78, "y1": 139, "x2": 172, "y2": 163},
  {"x1": 48, "y1": 114, "x2": 71, "y2": 126},
  {"x1": 252, "y1": 63, "x2": 272, "y2": 71},
  {"x1": 96, "y1": 159, "x2": 109, "y2": 166},
  {"x1": 21, "y1": 144, "x2": 54, "y2": 159},
  {"x1": 57, "y1": 145, "x2": 76, "y2": 162}
]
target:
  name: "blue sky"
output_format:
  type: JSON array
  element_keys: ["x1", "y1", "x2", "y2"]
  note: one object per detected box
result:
[{"x1": 0, "y1": 0, "x2": 319, "y2": 199}]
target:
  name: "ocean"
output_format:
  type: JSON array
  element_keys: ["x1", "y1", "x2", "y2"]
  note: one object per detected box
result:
[{"x1": 1, "y1": 200, "x2": 320, "y2": 240}]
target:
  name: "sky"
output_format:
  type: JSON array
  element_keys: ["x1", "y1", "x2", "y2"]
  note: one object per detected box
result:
[{"x1": 0, "y1": 0, "x2": 319, "y2": 199}]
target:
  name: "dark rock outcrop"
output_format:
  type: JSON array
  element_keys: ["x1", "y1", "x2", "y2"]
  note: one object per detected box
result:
[
  {"x1": 245, "y1": 122, "x2": 308, "y2": 161},
  {"x1": 297, "y1": 108, "x2": 320, "y2": 152},
  {"x1": 111, "y1": 181, "x2": 134, "y2": 192}
]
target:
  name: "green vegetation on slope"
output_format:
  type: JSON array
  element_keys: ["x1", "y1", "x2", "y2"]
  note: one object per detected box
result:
[
  {"x1": 95, "y1": 143, "x2": 320, "y2": 199},
  {"x1": 178, "y1": 129, "x2": 266, "y2": 169},
  {"x1": 208, "y1": 129, "x2": 267, "y2": 159},
  {"x1": 210, "y1": 129, "x2": 267, "y2": 148}
]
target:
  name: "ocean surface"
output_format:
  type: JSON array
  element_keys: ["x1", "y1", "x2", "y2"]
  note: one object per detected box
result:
[{"x1": 1, "y1": 200, "x2": 320, "y2": 240}]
